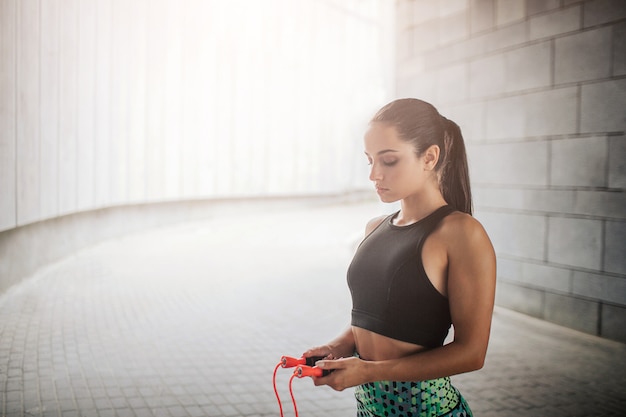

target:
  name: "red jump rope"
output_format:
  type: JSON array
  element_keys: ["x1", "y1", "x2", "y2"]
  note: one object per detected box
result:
[{"x1": 273, "y1": 356, "x2": 330, "y2": 417}]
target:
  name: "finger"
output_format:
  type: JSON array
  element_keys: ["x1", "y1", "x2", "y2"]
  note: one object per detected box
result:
[
  {"x1": 313, "y1": 374, "x2": 345, "y2": 391},
  {"x1": 312, "y1": 372, "x2": 335, "y2": 386},
  {"x1": 302, "y1": 346, "x2": 331, "y2": 358},
  {"x1": 315, "y1": 359, "x2": 345, "y2": 370}
]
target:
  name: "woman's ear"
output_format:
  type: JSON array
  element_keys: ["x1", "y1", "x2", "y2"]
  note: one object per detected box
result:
[{"x1": 423, "y1": 144, "x2": 441, "y2": 171}]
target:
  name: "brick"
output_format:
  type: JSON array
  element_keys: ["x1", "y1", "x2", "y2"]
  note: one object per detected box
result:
[
  {"x1": 485, "y1": 20, "x2": 527, "y2": 51},
  {"x1": 522, "y1": 262, "x2": 572, "y2": 293},
  {"x1": 581, "y1": 79, "x2": 626, "y2": 133},
  {"x1": 413, "y1": 0, "x2": 439, "y2": 24},
  {"x1": 467, "y1": 186, "x2": 506, "y2": 210},
  {"x1": 550, "y1": 136, "x2": 608, "y2": 187},
  {"x1": 469, "y1": 141, "x2": 549, "y2": 186},
  {"x1": 526, "y1": 189, "x2": 577, "y2": 214},
  {"x1": 505, "y1": 41, "x2": 552, "y2": 92},
  {"x1": 525, "y1": 87, "x2": 579, "y2": 136},
  {"x1": 496, "y1": 0, "x2": 526, "y2": 26},
  {"x1": 527, "y1": 0, "x2": 560, "y2": 15},
  {"x1": 605, "y1": 220, "x2": 626, "y2": 275},
  {"x1": 412, "y1": 20, "x2": 440, "y2": 53},
  {"x1": 440, "y1": 0, "x2": 469, "y2": 16},
  {"x1": 480, "y1": 211, "x2": 546, "y2": 259},
  {"x1": 469, "y1": 54, "x2": 506, "y2": 98},
  {"x1": 614, "y1": 21, "x2": 626, "y2": 76},
  {"x1": 436, "y1": 62, "x2": 467, "y2": 104},
  {"x1": 572, "y1": 270, "x2": 626, "y2": 305},
  {"x1": 439, "y1": 11, "x2": 468, "y2": 45},
  {"x1": 397, "y1": 0, "x2": 413, "y2": 29},
  {"x1": 584, "y1": 0, "x2": 626, "y2": 27},
  {"x1": 425, "y1": 40, "x2": 471, "y2": 68},
  {"x1": 555, "y1": 27, "x2": 612, "y2": 84},
  {"x1": 601, "y1": 303, "x2": 626, "y2": 343},
  {"x1": 443, "y1": 102, "x2": 485, "y2": 142},
  {"x1": 473, "y1": 187, "x2": 579, "y2": 214},
  {"x1": 497, "y1": 258, "x2": 523, "y2": 283},
  {"x1": 548, "y1": 217, "x2": 603, "y2": 270},
  {"x1": 396, "y1": 73, "x2": 438, "y2": 105},
  {"x1": 608, "y1": 136, "x2": 626, "y2": 188},
  {"x1": 495, "y1": 281, "x2": 545, "y2": 317},
  {"x1": 575, "y1": 190, "x2": 626, "y2": 219},
  {"x1": 544, "y1": 292, "x2": 600, "y2": 334},
  {"x1": 470, "y1": 0, "x2": 495, "y2": 34},
  {"x1": 485, "y1": 95, "x2": 526, "y2": 139},
  {"x1": 397, "y1": 29, "x2": 412, "y2": 61},
  {"x1": 529, "y1": 5, "x2": 581, "y2": 40}
]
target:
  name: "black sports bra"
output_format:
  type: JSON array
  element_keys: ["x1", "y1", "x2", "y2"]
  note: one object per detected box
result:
[{"x1": 347, "y1": 205, "x2": 455, "y2": 348}]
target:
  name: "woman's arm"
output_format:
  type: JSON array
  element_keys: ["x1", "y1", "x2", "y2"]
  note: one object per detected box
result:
[{"x1": 315, "y1": 215, "x2": 496, "y2": 390}]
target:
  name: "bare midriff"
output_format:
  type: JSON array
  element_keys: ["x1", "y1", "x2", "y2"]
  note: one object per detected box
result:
[{"x1": 352, "y1": 326, "x2": 427, "y2": 361}]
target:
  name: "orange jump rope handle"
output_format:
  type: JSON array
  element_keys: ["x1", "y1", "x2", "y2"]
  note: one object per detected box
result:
[
  {"x1": 281, "y1": 356, "x2": 306, "y2": 368},
  {"x1": 294, "y1": 365, "x2": 330, "y2": 378},
  {"x1": 281, "y1": 356, "x2": 326, "y2": 368}
]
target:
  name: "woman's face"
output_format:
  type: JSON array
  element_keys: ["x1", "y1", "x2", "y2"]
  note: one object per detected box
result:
[{"x1": 364, "y1": 122, "x2": 431, "y2": 203}]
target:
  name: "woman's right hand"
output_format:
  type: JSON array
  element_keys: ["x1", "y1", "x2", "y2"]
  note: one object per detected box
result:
[{"x1": 302, "y1": 345, "x2": 335, "y2": 360}]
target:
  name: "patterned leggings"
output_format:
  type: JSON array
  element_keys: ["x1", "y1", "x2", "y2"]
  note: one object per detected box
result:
[{"x1": 354, "y1": 377, "x2": 472, "y2": 417}]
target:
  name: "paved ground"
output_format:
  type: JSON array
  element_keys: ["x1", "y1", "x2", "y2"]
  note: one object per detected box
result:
[{"x1": 1, "y1": 201, "x2": 625, "y2": 417}]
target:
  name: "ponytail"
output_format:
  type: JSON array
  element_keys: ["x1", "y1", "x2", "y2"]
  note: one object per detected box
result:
[{"x1": 438, "y1": 117, "x2": 472, "y2": 215}]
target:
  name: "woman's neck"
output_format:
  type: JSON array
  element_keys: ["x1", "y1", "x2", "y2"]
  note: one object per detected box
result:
[{"x1": 396, "y1": 192, "x2": 447, "y2": 226}]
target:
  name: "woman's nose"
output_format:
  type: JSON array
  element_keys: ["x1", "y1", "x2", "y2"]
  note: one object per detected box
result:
[{"x1": 369, "y1": 164, "x2": 381, "y2": 181}]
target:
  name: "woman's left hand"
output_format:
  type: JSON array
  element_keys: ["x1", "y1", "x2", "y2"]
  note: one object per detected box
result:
[{"x1": 311, "y1": 357, "x2": 370, "y2": 391}]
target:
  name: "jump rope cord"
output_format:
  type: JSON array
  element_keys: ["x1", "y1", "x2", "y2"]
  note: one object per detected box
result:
[
  {"x1": 289, "y1": 373, "x2": 299, "y2": 417},
  {"x1": 273, "y1": 362, "x2": 300, "y2": 417},
  {"x1": 273, "y1": 363, "x2": 284, "y2": 417}
]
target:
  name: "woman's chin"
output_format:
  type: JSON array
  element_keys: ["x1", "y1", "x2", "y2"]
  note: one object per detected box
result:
[{"x1": 378, "y1": 195, "x2": 399, "y2": 204}]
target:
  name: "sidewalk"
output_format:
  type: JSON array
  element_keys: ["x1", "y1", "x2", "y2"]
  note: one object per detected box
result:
[{"x1": 1, "y1": 201, "x2": 625, "y2": 417}]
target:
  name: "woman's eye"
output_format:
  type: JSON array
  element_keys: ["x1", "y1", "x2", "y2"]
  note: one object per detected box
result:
[{"x1": 382, "y1": 159, "x2": 398, "y2": 167}]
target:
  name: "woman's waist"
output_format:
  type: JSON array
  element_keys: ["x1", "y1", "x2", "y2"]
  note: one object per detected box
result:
[{"x1": 352, "y1": 325, "x2": 428, "y2": 361}]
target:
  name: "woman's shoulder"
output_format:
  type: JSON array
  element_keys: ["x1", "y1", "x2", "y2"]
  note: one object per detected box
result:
[{"x1": 438, "y1": 210, "x2": 492, "y2": 249}]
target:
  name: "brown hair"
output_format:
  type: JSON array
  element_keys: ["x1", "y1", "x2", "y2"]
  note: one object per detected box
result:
[{"x1": 371, "y1": 98, "x2": 473, "y2": 215}]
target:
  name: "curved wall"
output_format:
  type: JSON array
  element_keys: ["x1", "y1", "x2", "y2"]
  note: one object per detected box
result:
[
  {"x1": 0, "y1": 0, "x2": 394, "y2": 298},
  {"x1": 0, "y1": 193, "x2": 374, "y2": 296},
  {"x1": 0, "y1": 0, "x2": 393, "y2": 233}
]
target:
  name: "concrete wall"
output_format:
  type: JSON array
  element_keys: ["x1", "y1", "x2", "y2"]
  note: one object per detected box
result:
[
  {"x1": 395, "y1": 0, "x2": 626, "y2": 342},
  {"x1": 0, "y1": 0, "x2": 392, "y2": 233},
  {"x1": 0, "y1": 193, "x2": 374, "y2": 296},
  {"x1": 0, "y1": 0, "x2": 394, "y2": 297}
]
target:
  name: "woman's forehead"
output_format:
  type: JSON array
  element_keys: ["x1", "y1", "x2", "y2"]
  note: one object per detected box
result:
[{"x1": 364, "y1": 123, "x2": 410, "y2": 152}]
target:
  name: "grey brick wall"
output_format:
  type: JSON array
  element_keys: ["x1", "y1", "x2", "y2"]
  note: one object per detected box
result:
[{"x1": 395, "y1": 0, "x2": 626, "y2": 342}]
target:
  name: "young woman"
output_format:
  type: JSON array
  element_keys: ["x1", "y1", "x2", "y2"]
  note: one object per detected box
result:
[{"x1": 304, "y1": 98, "x2": 496, "y2": 416}]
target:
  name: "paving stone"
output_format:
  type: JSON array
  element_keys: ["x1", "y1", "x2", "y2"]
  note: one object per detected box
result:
[{"x1": 0, "y1": 202, "x2": 625, "y2": 417}]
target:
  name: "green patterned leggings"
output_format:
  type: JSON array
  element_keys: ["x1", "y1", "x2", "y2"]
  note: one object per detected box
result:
[{"x1": 355, "y1": 377, "x2": 472, "y2": 417}]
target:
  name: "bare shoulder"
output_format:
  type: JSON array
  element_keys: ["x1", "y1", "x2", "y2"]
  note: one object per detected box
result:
[
  {"x1": 364, "y1": 214, "x2": 388, "y2": 236},
  {"x1": 438, "y1": 211, "x2": 494, "y2": 252}
]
